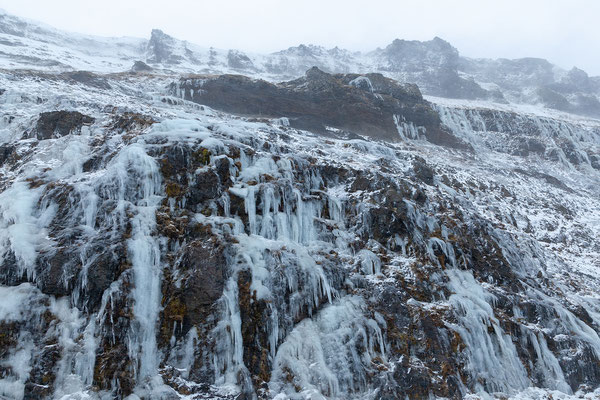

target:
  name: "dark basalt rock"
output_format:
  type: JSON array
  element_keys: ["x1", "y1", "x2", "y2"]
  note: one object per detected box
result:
[
  {"x1": 214, "y1": 157, "x2": 231, "y2": 184},
  {"x1": 237, "y1": 269, "x2": 271, "y2": 389},
  {"x1": 111, "y1": 112, "x2": 156, "y2": 133},
  {"x1": 227, "y1": 50, "x2": 255, "y2": 71},
  {"x1": 23, "y1": 339, "x2": 60, "y2": 399},
  {"x1": 0, "y1": 143, "x2": 15, "y2": 166},
  {"x1": 179, "y1": 238, "x2": 226, "y2": 328},
  {"x1": 412, "y1": 158, "x2": 435, "y2": 185},
  {"x1": 131, "y1": 60, "x2": 153, "y2": 72},
  {"x1": 368, "y1": 196, "x2": 412, "y2": 244},
  {"x1": 59, "y1": 71, "x2": 111, "y2": 89},
  {"x1": 188, "y1": 170, "x2": 221, "y2": 207},
  {"x1": 34, "y1": 110, "x2": 95, "y2": 140},
  {"x1": 0, "y1": 251, "x2": 26, "y2": 286},
  {"x1": 174, "y1": 68, "x2": 470, "y2": 149},
  {"x1": 35, "y1": 248, "x2": 79, "y2": 297},
  {"x1": 82, "y1": 244, "x2": 127, "y2": 311}
]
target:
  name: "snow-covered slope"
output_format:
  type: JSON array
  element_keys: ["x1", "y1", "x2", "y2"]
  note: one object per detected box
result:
[
  {"x1": 0, "y1": 64, "x2": 600, "y2": 400},
  {"x1": 0, "y1": 10, "x2": 146, "y2": 72},
  {"x1": 1, "y1": 9, "x2": 600, "y2": 400}
]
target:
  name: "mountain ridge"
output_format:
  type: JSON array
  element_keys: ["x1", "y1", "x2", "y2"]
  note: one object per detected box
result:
[{"x1": 1, "y1": 10, "x2": 599, "y2": 118}]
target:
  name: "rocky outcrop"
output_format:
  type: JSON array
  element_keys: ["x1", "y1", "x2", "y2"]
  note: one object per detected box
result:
[
  {"x1": 227, "y1": 50, "x2": 255, "y2": 71},
  {"x1": 58, "y1": 71, "x2": 111, "y2": 89},
  {"x1": 131, "y1": 60, "x2": 153, "y2": 73},
  {"x1": 33, "y1": 110, "x2": 95, "y2": 140},
  {"x1": 146, "y1": 28, "x2": 196, "y2": 65},
  {"x1": 3, "y1": 9, "x2": 600, "y2": 118},
  {"x1": 434, "y1": 103, "x2": 600, "y2": 169},
  {"x1": 374, "y1": 37, "x2": 490, "y2": 100},
  {"x1": 173, "y1": 67, "x2": 469, "y2": 148}
]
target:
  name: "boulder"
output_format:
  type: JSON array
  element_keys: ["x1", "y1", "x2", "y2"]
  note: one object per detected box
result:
[{"x1": 34, "y1": 110, "x2": 95, "y2": 140}]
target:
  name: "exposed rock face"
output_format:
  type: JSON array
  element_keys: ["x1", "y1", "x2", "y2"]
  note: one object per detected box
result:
[
  {"x1": 434, "y1": 103, "x2": 600, "y2": 168},
  {"x1": 461, "y1": 58, "x2": 600, "y2": 117},
  {"x1": 373, "y1": 37, "x2": 489, "y2": 100},
  {"x1": 58, "y1": 71, "x2": 111, "y2": 89},
  {"x1": 227, "y1": 50, "x2": 256, "y2": 71},
  {"x1": 33, "y1": 110, "x2": 95, "y2": 139},
  {"x1": 131, "y1": 60, "x2": 153, "y2": 72},
  {"x1": 146, "y1": 28, "x2": 194, "y2": 65},
  {"x1": 173, "y1": 67, "x2": 468, "y2": 148}
]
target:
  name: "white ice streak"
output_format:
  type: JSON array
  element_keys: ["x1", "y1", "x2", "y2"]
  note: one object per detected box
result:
[
  {"x1": 269, "y1": 296, "x2": 385, "y2": 400},
  {"x1": 445, "y1": 268, "x2": 530, "y2": 395}
]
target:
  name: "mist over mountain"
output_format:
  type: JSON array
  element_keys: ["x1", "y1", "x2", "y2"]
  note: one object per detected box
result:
[
  {"x1": 1, "y1": 10, "x2": 599, "y2": 118},
  {"x1": 1, "y1": 9, "x2": 600, "y2": 400}
]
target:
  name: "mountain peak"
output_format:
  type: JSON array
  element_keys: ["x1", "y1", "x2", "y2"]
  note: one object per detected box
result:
[
  {"x1": 275, "y1": 44, "x2": 327, "y2": 57},
  {"x1": 146, "y1": 28, "x2": 187, "y2": 64}
]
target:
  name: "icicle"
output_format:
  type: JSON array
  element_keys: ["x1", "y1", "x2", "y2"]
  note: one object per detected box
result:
[
  {"x1": 213, "y1": 279, "x2": 249, "y2": 389},
  {"x1": 446, "y1": 269, "x2": 530, "y2": 395},
  {"x1": 358, "y1": 249, "x2": 381, "y2": 275}
]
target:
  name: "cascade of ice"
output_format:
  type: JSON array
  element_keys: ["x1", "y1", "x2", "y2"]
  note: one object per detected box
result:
[
  {"x1": 50, "y1": 298, "x2": 97, "y2": 398},
  {"x1": 0, "y1": 132, "x2": 106, "y2": 399},
  {"x1": 213, "y1": 279, "x2": 249, "y2": 388},
  {"x1": 0, "y1": 284, "x2": 42, "y2": 400},
  {"x1": 393, "y1": 115, "x2": 423, "y2": 141},
  {"x1": 445, "y1": 268, "x2": 531, "y2": 395},
  {"x1": 524, "y1": 329, "x2": 571, "y2": 393},
  {"x1": 269, "y1": 296, "x2": 385, "y2": 399},
  {"x1": 358, "y1": 249, "x2": 381, "y2": 275},
  {"x1": 0, "y1": 182, "x2": 55, "y2": 281},
  {"x1": 212, "y1": 153, "x2": 339, "y2": 393},
  {"x1": 532, "y1": 288, "x2": 600, "y2": 359},
  {"x1": 433, "y1": 105, "x2": 487, "y2": 150},
  {"x1": 107, "y1": 143, "x2": 163, "y2": 381},
  {"x1": 433, "y1": 103, "x2": 600, "y2": 168}
]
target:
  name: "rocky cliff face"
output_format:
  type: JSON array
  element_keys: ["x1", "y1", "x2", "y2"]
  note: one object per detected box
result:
[
  {"x1": 0, "y1": 60, "x2": 600, "y2": 400},
  {"x1": 169, "y1": 68, "x2": 465, "y2": 148},
  {"x1": 2, "y1": 10, "x2": 600, "y2": 400}
]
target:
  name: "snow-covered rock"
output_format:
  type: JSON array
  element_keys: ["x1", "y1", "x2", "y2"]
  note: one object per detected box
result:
[
  {"x1": 1, "y1": 10, "x2": 599, "y2": 117},
  {"x1": 0, "y1": 9, "x2": 600, "y2": 400}
]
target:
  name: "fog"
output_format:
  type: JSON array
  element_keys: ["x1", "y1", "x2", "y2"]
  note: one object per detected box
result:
[{"x1": 1, "y1": 0, "x2": 599, "y2": 75}]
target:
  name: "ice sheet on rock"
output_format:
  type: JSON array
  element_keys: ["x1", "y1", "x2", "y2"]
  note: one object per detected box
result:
[
  {"x1": 269, "y1": 296, "x2": 385, "y2": 399},
  {"x1": 0, "y1": 284, "x2": 46, "y2": 400},
  {"x1": 358, "y1": 249, "x2": 381, "y2": 275},
  {"x1": 1, "y1": 62, "x2": 600, "y2": 400},
  {"x1": 394, "y1": 115, "x2": 423, "y2": 141},
  {"x1": 0, "y1": 182, "x2": 55, "y2": 279},
  {"x1": 445, "y1": 268, "x2": 530, "y2": 395},
  {"x1": 50, "y1": 298, "x2": 97, "y2": 399},
  {"x1": 103, "y1": 142, "x2": 164, "y2": 382}
]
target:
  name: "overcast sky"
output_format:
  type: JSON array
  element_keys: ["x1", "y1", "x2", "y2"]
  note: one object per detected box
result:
[{"x1": 1, "y1": 0, "x2": 599, "y2": 75}]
